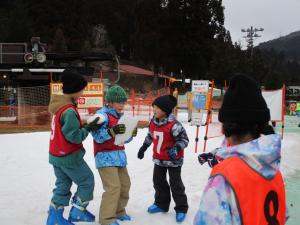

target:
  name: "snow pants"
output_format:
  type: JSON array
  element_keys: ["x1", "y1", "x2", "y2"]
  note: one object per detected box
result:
[
  {"x1": 98, "y1": 166, "x2": 131, "y2": 225},
  {"x1": 153, "y1": 164, "x2": 188, "y2": 213},
  {"x1": 51, "y1": 160, "x2": 94, "y2": 206}
]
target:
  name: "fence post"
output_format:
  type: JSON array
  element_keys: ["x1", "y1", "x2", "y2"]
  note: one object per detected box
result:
[
  {"x1": 137, "y1": 98, "x2": 140, "y2": 116},
  {"x1": 132, "y1": 89, "x2": 135, "y2": 117}
]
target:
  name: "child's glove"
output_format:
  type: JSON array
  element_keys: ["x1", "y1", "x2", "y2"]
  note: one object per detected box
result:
[
  {"x1": 84, "y1": 117, "x2": 102, "y2": 132},
  {"x1": 132, "y1": 127, "x2": 138, "y2": 137},
  {"x1": 137, "y1": 144, "x2": 148, "y2": 159},
  {"x1": 198, "y1": 152, "x2": 218, "y2": 168},
  {"x1": 168, "y1": 146, "x2": 179, "y2": 161},
  {"x1": 108, "y1": 124, "x2": 126, "y2": 137}
]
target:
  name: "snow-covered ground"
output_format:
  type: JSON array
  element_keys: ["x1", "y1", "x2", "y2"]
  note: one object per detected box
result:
[{"x1": 1, "y1": 114, "x2": 300, "y2": 225}]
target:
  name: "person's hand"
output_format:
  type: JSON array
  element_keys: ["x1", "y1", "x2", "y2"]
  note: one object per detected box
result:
[
  {"x1": 132, "y1": 127, "x2": 138, "y2": 137},
  {"x1": 168, "y1": 147, "x2": 178, "y2": 160},
  {"x1": 198, "y1": 152, "x2": 218, "y2": 168},
  {"x1": 109, "y1": 124, "x2": 126, "y2": 137},
  {"x1": 84, "y1": 117, "x2": 102, "y2": 132},
  {"x1": 138, "y1": 144, "x2": 148, "y2": 159}
]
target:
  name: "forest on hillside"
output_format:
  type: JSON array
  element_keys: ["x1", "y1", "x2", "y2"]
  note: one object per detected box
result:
[{"x1": 1, "y1": 0, "x2": 300, "y2": 88}]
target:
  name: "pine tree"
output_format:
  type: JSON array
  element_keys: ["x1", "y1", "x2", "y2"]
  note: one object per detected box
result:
[{"x1": 132, "y1": 0, "x2": 226, "y2": 79}]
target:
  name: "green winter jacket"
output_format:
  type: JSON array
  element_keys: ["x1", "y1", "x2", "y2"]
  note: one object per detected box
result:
[
  {"x1": 48, "y1": 95, "x2": 89, "y2": 168},
  {"x1": 296, "y1": 103, "x2": 300, "y2": 111}
]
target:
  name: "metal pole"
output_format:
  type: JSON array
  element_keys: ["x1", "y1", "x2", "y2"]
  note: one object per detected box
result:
[
  {"x1": 195, "y1": 125, "x2": 200, "y2": 153},
  {"x1": 10, "y1": 68, "x2": 65, "y2": 73},
  {"x1": 203, "y1": 80, "x2": 215, "y2": 152}
]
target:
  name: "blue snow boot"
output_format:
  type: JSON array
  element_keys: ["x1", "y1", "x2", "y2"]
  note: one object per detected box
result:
[
  {"x1": 47, "y1": 204, "x2": 74, "y2": 225},
  {"x1": 176, "y1": 212, "x2": 186, "y2": 223},
  {"x1": 68, "y1": 197, "x2": 95, "y2": 222},
  {"x1": 117, "y1": 214, "x2": 131, "y2": 221},
  {"x1": 107, "y1": 222, "x2": 120, "y2": 225},
  {"x1": 147, "y1": 204, "x2": 167, "y2": 214}
]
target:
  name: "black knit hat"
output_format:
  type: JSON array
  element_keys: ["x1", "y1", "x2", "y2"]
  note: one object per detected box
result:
[
  {"x1": 153, "y1": 95, "x2": 177, "y2": 115},
  {"x1": 61, "y1": 69, "x2": 87, "y2": 94},
  {"x1": 218, "y1": 74, "x2": 270, "y2": 124}
]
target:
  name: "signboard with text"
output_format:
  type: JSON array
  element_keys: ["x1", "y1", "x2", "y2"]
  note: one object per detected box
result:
[
  {"x1": 192, "y1": 80, "x2": 209, "y2": 93},
  {"x1": 190, "y1": 80, "x2": 211, "y2": 126},
  {"x1": 192, "y1": 94, "x2": 207, "y2": 110},
  {"x1": 50, "y1": 82, "x2": 104, "y2": 109}
]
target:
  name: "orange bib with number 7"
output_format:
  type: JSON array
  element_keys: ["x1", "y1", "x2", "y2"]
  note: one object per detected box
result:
[{"x1": 210, "y1": 157, "x2": 286, "y2": 225}]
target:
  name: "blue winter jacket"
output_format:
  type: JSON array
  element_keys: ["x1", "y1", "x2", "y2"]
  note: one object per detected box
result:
[{"x1": 92, "y1": 105, "x2": 132, "y2": 168}]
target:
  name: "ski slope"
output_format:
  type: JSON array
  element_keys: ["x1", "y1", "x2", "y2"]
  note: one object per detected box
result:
[{"x1": 0, "y1": 115, "x2": 299, "y2": 225}]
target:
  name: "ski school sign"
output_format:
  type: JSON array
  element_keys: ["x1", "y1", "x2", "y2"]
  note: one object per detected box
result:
[
  {"x1": 50, "y1": 82, "x2": 104, "y2": 109},
  {"x1": 192, "y1": 80, "x2": 209, "y2": 93},
  {"x1": 190, "y1": 80, "x2": 211, "y2": 113},
  {"x1": 190, "y1": 80, "x2": 215, "y2": 153}
]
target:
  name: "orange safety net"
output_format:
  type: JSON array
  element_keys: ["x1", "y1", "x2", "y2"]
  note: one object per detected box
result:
[
  {"x1": 125, "y1": 87, "x2": 171, "y2": 120},
  {"x1": 0, "y1": 87, "x2": 170, "y2": 133}
]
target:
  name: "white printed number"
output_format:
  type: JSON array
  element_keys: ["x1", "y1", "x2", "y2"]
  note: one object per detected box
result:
[
  {"x1": 50, "y1": 116, "x2": 56, "y2": 140},
  {"x1": 154, "y1": 131, "x2": 164, "y2": 154}
]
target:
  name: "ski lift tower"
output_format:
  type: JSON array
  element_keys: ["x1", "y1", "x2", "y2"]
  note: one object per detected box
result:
[{"x1": 241, "y1": 26, "x2": 264, "y2": 58}]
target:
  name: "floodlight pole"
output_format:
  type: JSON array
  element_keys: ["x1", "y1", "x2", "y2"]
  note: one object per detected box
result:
[{"x1": 241, "y1": 26, "x2": 264, "y2": 58}]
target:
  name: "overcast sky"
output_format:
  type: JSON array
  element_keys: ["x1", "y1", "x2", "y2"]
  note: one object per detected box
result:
[{"x1": 222, "y1": 0, "x2": 300, "y2": 47}]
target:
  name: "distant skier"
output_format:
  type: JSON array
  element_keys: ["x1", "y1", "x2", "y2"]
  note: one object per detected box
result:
[
  {"x1": 138, "y1": 95, "x2": 189, "y2": 223},
  {"x1": 92, "y1": 85, "x2": 136, "y2": 225},
  {"x1": 8, "y1": 92, "x2": 16, "y2": 117},
  {"x1": 296, "y1": 102, "x2": 300, "y2": 127},
  {"x1": 195, "y1": 75, "x2": 287, "y2": 225},
  {"x1": 47, "y1": 69, "x2": 102, "y2": 225}
]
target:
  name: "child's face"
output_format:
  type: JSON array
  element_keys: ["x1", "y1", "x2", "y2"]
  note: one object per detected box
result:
[
  {"x1": 111, "y1": 102, "x2": 126, "y2": 113},
  {"x1": 153, "y1": 105, "x2": 166, "y2": 119},
  {"x1": 69, "y1": 89, "x2": 84, "y2": 101}
]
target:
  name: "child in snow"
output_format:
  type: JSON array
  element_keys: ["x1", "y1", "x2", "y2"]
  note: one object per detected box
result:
[
  {"x1": 194, "y1": 74, "x2": 287, "y2": 225},
  {"x1": 138, "y1": 95, "x2": 189, "y2": 223},
  {"x1": 92, "y1": 85, "x2": 136, "y2": 225},
  {"x1": 47, "y1": 69, "x2": 102, "y2": 225}
]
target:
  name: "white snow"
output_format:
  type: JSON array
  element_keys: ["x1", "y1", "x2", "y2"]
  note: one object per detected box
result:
[
  {"x1": 0, "y1": 117, "x2": 17, "y2": 122},
  {"x1": 0, "y1": 114, "x2": 299, "y2": 225},
  {"x1": 87, "y1": 114, "x2": 106, "y2": 125}
]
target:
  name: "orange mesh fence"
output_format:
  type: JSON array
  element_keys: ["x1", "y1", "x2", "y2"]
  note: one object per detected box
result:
[
  {"x1": 125, "y1": 87, "x2": 171, "y2": 120},
  {"x1": 0, "y1": 86, "x2": 170, "y2": 133},
  {"x1": 0, "y1": 105, "x2": 51, "y2": 133}
]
